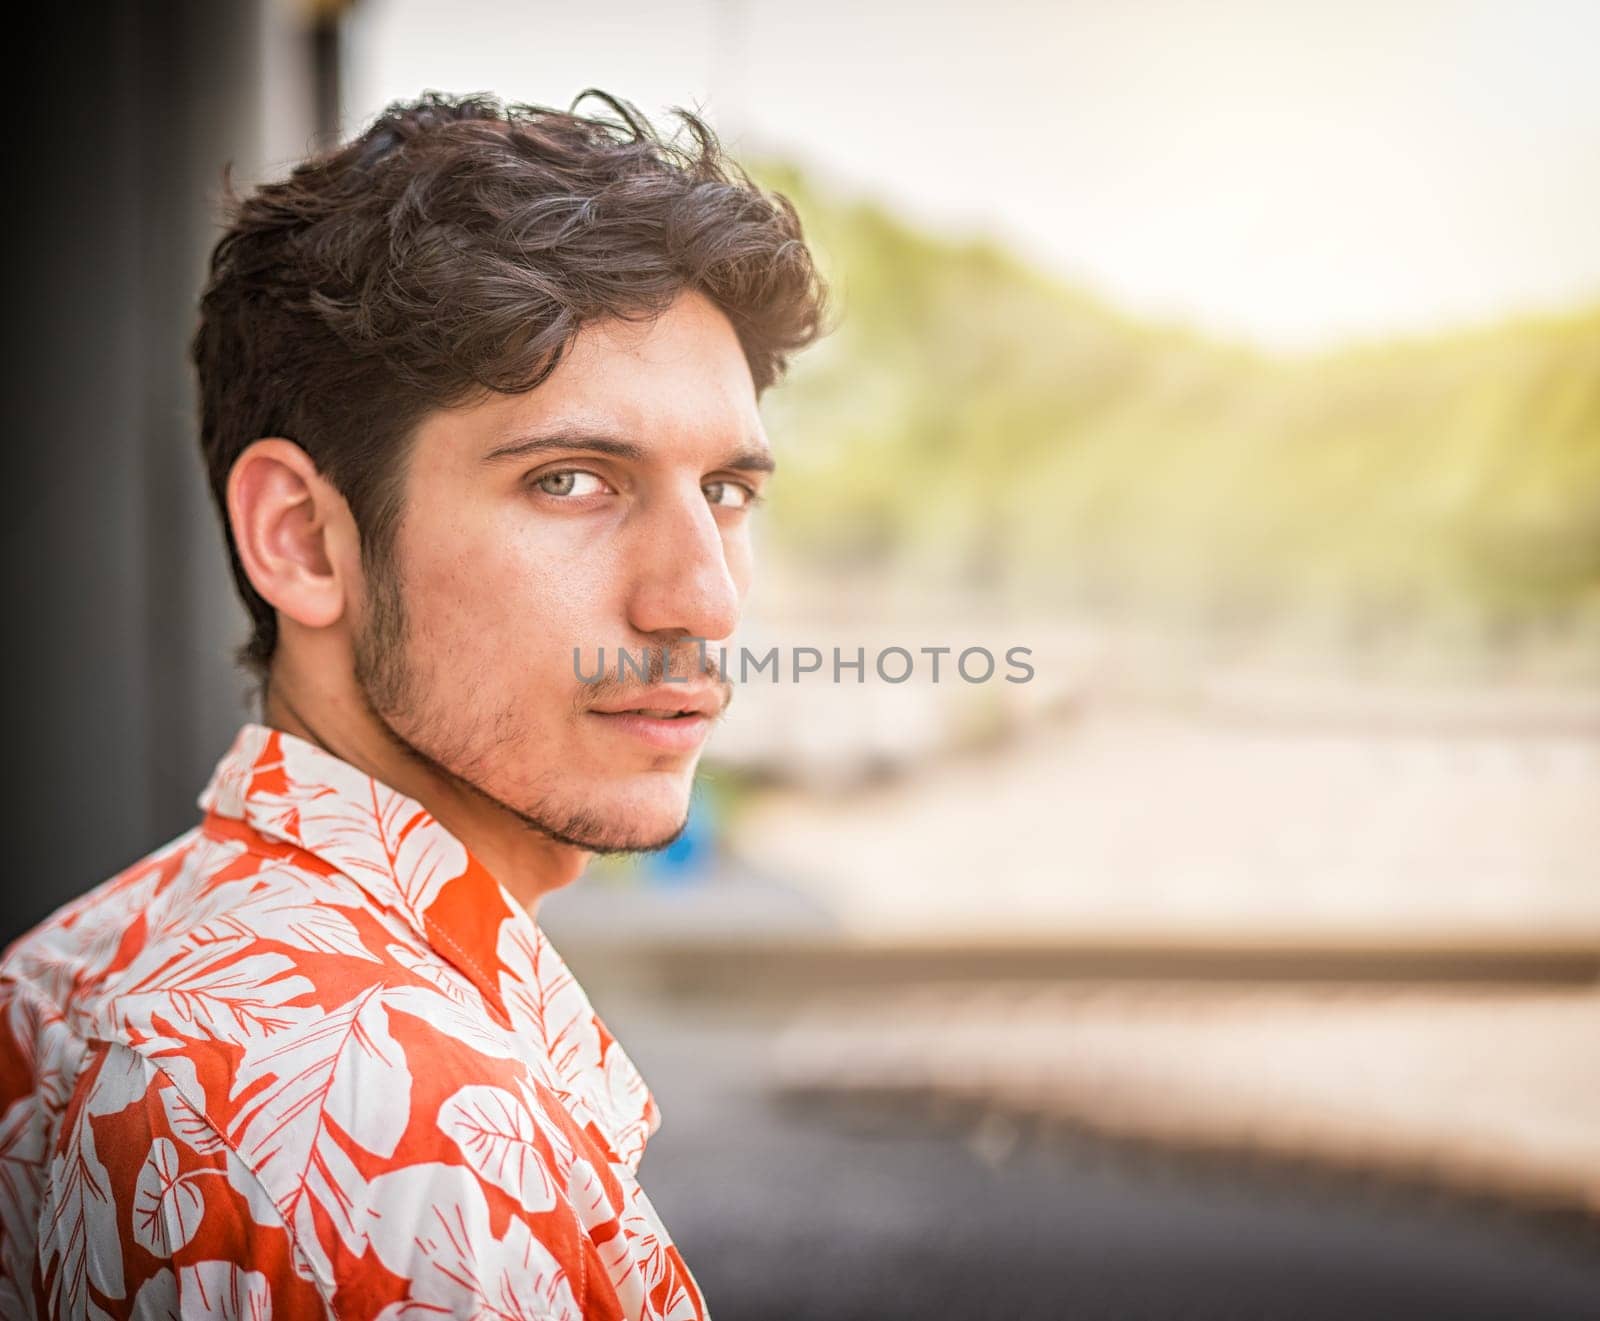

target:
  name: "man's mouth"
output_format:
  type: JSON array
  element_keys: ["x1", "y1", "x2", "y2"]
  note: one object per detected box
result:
[
  {"x1": 586, "y1": 707, "x2": 714, "y2": 753},
  {"x1": 588, "y1": 685, "x2": 723, "y2": 721},
  {"x1": 585, "y1": 682, "x2": 725, "y2": 751}
]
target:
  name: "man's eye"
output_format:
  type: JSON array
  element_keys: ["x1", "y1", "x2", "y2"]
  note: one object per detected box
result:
[
  {"x1": 533, "y1": 469, "x2": 608, "y2": 498},
  {"x1": 704, "y1": 480, "x2": 762, "y2": 510}
]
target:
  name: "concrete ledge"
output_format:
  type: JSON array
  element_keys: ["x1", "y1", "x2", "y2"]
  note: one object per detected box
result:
[{"x1": 552, "y1": 931, "x2": 1600, "y2": 998}]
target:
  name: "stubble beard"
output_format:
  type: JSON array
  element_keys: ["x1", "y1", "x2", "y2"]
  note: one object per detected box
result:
[{"x1": 350, "y1": 549, "x2": 691, "y2": 857}]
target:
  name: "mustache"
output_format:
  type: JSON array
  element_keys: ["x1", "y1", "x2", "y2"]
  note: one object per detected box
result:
[{"x1": 573, "y1": 642, "x2": 732, "y2": 710}]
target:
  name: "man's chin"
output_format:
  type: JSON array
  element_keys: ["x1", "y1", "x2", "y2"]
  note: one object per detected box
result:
[
  {"x1": 532, "y1": 813, "x2": 691, "y2": 857},
  {"x1": 363, "y1": 700, "x2": 693, "y2": 856},
  {"x1": 510, "y1": 785, "x2": 693, "y2": 856}
]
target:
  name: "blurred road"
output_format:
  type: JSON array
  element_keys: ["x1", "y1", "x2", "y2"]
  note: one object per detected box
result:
[
  {"x1": 768, "y1": 982, "x2": 1600, "y2": 1215},
  {"x1": 607, "y1": 999, "x2": 1600, "y2": 1321}
]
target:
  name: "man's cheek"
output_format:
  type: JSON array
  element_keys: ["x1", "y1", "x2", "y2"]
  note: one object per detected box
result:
[{"x1": 415, "y1": 549, "x2": 524, "y2": 633}]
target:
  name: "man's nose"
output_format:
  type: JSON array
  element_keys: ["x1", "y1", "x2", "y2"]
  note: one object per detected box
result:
[{"x1": 624, "y1": 486, "x2": 742, "y2": 643}]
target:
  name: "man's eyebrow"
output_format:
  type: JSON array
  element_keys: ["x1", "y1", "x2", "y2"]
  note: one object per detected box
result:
[{"x1": 482, "y1": 426, "x2": 777, "y2": 474}]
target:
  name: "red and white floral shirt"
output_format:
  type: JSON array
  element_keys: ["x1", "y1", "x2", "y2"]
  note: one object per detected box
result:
[{"x1": 0, "y1": 722, "x2": 709, "y2": 1320}]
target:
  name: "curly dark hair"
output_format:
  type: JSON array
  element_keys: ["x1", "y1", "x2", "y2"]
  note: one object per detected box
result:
[{"x1": 192, "y1": 89, "x2": 829, "y2": 685}]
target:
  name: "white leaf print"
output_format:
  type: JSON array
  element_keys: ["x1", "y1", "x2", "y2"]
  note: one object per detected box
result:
[
  {"x1": 595, "y1": 1231, "x2": 651, "y2": 1320},
  {"x1": 263, "y1": 737, "x2": 468, "y2": 932},
  {"x1": 227, "y1": 987, "x2": 410, "y2": 1279},
  {"x1": 33, "y1": 851, "x2": 177, "y2": 1005},
  {"x1": 0, "y1": 1052, "x2": 50, "y2": 1321},
  {"x1": 199, "y1": 723, "x2": 274, "y2": 820},
  {"x1": 230, "y1": 987, "x2": 411, "y2": 1161},
  {"x1": 159, "y1": 1083, "x2": 227, "y2": 1156},
  {"x1": 519, "y1": 1076, "x2": 578, "y2": 1171},
  {"x1": 106, "y1": 945, "x2": 314, "y2": 1047},
  {"x1": 564, "y1": 1157, "x2": 616, "y2": 1234},
  {"x1": 38, "y1": 1066, "x2": 124, "y2": 1316},
  {"x1": 84, "y1": 1040, "x2": 152, "y2": 1117},
  {"x1": 577, "y1": 1157, "x2": 691, "y2": 1321},
  {"x1": 141, "y1": 1048, "x2": 203, "y2": 1112},
  {"x1": 495, "y1": 918, "x2": 602, "y2": 1100},
  {"x1": 599, "y1": 1041, "x2": 655, "y2": 1172},
  {"x1": 586, "y1": 1172, "x2": 702, "y2": 1321},
  {"x1": 570, "y1": 1163, "x2": 703, "y2": 1321},
  {"x1": 198, "y1": 875, "x2": 379, "y2": 965},
  {"x1": 143, "y1": 831, "x2": 375, "y2": 967},
  {"x1": 128, "y1": 1267, "x2": 181, "y2": 1320},
  {"x1": 437, "y1": 1085, "x2": 557, "y2": 1214},
  {"x1": 361, "y1": 1162, "x2": 580, "y2": 1321},
  {"x1": 496, "y1": 916, "x2": 657, "y2": 1167},
  {"x1": 381, "y1": 982, "x2": 521, "y2": 1064},
  {"x1": 614, "y1": 1177, "x2": 701, "y2": 1321},
  {"x1": 182, "y1": 1260, "x2": 276, "y2": 1321},
  {"x1": 131, "y1": 1260, "x2": 277, "y2": 1321},
  {"x1": 0, "y1": 1091, "x2": 46, "y2": 1241},
  {"x1": 266, "y1": 902, "x2": 373, "y2": 962},
  {"x1": 132, "y1": 1137, "x2": 205, "y2": 1256},
  {"x1": 139, "y1": 839, "x2": 254, "y2": 946},
  {"x1": 384, "y1": 796, "x2": 471, "y2": 921},
  {"x1": 385, "y1": 942, "x2": 486, "y2": 1013}
]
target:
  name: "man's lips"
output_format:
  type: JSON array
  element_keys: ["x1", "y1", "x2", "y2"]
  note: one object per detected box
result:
[
  {"x1": 587, "y1": 686, "x2": 723, "y2": 719},
  {"x1": 585, "y1": 684, "x2": 724, "y2": 752},
  {"x1": 585, "y1": 708, "x2": 714, "y2": 752}
]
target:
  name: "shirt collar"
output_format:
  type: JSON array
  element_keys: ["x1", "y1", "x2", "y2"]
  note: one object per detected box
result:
[{"x1": 196, "y1": 721, "x2": 660, "y2": 1170}]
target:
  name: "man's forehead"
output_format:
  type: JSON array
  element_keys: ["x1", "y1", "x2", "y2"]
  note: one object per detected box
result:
[
  {"x1": 505, "y1": 305, "x2": 756, "y2": 417},
  {"x1": 558, "y1": 287, "x2": 752, "y2": 376},
  {"x1": 414, "y1": 291, "x2": 768, "y2": 466}
]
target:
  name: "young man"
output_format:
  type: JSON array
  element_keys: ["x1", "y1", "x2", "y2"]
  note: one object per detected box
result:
[{"x1": 0, "y1": 91, "x2": 826, "y2": 1318}]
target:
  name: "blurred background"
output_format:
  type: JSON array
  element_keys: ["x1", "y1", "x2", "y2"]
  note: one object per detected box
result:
[{"x1": 5, "y1": 1, "x2": 1599, "y2": 1317}]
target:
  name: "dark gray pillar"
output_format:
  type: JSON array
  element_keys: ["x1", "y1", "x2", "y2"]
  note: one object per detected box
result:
[{"x1": 1, "y1": 4, "x2": 265, "y2": 943}]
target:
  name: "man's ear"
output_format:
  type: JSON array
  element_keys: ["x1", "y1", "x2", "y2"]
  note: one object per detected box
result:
[{"x1": 226, "y1": 439, "x2": 358, "y2": 634}]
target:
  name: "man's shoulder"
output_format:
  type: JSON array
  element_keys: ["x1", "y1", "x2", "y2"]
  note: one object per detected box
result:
[
  {"x1": 0, "y1": 816, "x2": 701, "y2": 1319},
  {"x1": 54, "y1": 833, "x2": 552, "y2": 1282},
  {"x1": 80, "y1": 818, "x2": 521, "y2": 1075},
  {"x1": 4, "y1": 817, "x2": 377, "y2": 1007},
  {"x1": 82, "y1": 886, "x2": 598, "y2": 1313},
  {"x1": 0, "y1": 825, "x2": 207, "y2": 1012},
  {"x1": 3, "y1": 810, "x2": 524, "y2": 1121}
]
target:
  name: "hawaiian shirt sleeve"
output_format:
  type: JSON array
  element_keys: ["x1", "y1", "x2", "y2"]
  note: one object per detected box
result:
[{"x1": 35, "y1": 1040, "x2": 334, "y2": 1320}]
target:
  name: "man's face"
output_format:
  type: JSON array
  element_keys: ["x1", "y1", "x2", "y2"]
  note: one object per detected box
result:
[{"x1": 352, "y1": 288, "x2": 768, "y2": 853}]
